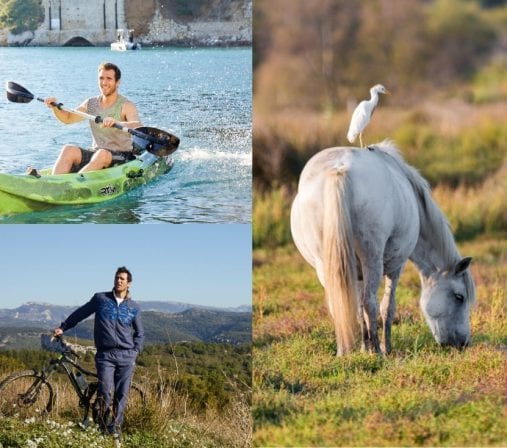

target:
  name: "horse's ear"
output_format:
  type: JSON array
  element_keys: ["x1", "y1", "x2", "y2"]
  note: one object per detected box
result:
[{"x1": 454, "y1": 257, "x2": 472, "y2": 276}]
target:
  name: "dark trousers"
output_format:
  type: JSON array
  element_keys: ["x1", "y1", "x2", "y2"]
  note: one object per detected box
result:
[{"x1": 95, "y1": 349, "x2": 137, "y2": 432}]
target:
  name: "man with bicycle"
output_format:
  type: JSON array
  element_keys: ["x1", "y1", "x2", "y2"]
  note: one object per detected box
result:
[{"x1": 54, "y1": 266, "x2": 144, "y2": 439}]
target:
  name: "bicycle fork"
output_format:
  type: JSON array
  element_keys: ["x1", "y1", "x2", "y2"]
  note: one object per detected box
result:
[{"x1": 19, "y1": 376, "x2": 47, "y2": 408}]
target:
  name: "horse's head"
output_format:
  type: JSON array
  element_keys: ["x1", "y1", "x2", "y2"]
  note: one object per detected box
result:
[{"x1": 420, "y1": 257, "x2": 476, "y2": 348}]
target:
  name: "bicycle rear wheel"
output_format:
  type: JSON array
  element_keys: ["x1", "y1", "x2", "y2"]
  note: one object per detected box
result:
[
  {"x1": 0, "y1": 370, "x2": 54, "y2": 418},
  {"x1": 89, "y1": 381, "x2": 146, "y2": 430}
]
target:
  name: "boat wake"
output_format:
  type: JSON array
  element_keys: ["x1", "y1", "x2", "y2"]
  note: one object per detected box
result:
[{"x1": 178, "y1": 147, "x2": 251, "y2": 166}]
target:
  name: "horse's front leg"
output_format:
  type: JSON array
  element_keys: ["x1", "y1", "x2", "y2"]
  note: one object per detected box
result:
[
  {"x1": 380, "y1": 269, "x2": 401, "y2": 354},
  {"x1": 360, "y1": 259, "x2": 382, "y2": 354}
]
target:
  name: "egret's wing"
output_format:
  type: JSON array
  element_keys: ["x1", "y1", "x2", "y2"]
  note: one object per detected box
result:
[
  {"x1": 369, "y1": 103, "x2": 377, "y2": 119},
  {"x1": 347, "y1": 101, "x2": 370, "y2": 142}
]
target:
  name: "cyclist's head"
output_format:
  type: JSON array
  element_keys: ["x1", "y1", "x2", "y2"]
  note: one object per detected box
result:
[{"x1": 115, "y1": 266, "x2": 132, "y2": 283}]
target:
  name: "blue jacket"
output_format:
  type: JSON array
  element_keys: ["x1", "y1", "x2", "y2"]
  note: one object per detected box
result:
[{"x1": 60, "y1": 291, "x2": 144, "y2": 353}]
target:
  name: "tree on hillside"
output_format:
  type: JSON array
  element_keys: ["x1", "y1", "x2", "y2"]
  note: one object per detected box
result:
[
  {"x1": 0, "y1": 0, "x2": 43, "y2": 34},
  {"x1": 254, "y1": 0, "x2": 500, "y2": 111},
  {"x1": 255, "y1": 0, "x2": 361, "y2": 111},
  {"x1": 426, "y1": 0, "x2": 497, "y2": 83}
]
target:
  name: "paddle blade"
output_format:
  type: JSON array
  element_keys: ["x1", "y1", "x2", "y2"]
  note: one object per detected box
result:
[
  {"x1": 132, "y1": 127, "x2": 180, "y2": 157},
  {"x1": 5, "y1": 81, "x2": 35, "y2": 103}
]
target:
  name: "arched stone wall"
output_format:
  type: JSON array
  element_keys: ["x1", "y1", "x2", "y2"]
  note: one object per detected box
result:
[
  {"x1": 63, "y1": 36, "x2": 94, "y2": 47},
  {"x1": 24, "y1": 0, "x2": 251, "y2": 46}
]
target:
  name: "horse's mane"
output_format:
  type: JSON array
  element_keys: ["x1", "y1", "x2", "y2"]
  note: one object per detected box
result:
[
  {"x1": 373, "y1": 140, "x2": 475, "y2": 301},
  {"x1": 371, "y1": 140, "x2": 475, "y2": 302},
  {"x1": 371, "y1": 141, "x2": 459, "y2": 267}
]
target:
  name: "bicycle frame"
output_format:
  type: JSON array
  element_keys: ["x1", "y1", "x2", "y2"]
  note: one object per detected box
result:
[
  {"x1": 1, "y1": 336, "x2": 145, "y2": 427},
  {"x1": 38, "y1": 350, "x2": 99, "y2": 419}
]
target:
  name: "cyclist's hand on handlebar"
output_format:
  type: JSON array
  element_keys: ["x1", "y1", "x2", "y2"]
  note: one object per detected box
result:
[{"x1": 53, "y1": 328, "x2": 63, "y2": 337}]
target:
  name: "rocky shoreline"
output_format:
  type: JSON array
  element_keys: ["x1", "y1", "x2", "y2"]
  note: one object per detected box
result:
[{"x1": 1, "y1": 0, "x2": 251, "y2": 48}]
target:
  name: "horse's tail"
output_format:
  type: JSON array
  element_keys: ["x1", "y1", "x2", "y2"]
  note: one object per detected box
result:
[{"x1": 323, "y1": 167, "x2": 359, "y2": 355}]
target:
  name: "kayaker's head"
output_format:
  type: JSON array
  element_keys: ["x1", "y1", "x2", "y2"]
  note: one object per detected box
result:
[
  {"x1": 98, "y1": 62, "x2": 121, "y2": 98},
  {"x1": 114, "y1": 266, "x2": 132, "y2": 299}
]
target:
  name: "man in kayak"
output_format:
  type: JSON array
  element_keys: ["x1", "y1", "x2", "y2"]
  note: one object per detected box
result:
[
  {"x1": 33, "y1": 62, "x2": 141, "y2": 175},
  {"x1": 53, "y1": 266, "x2": 144, "y2": 440}
]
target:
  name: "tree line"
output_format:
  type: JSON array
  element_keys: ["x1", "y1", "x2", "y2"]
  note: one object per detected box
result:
[
  {"x1": 254, "y1": 0, "x2": 507, "y2": 112},
  {"x1": 0, "y1": 340, "x2": 251, "y2": 414}
]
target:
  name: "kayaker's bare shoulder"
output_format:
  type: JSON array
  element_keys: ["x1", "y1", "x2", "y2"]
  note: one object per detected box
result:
[{"x1": 121, "y1": 100, "x2": 141, "y2": 127}]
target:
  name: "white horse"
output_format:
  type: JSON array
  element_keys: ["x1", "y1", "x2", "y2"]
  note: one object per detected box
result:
[{"x1": 290, "y1": 141, "x2": 475, "y2": 355}]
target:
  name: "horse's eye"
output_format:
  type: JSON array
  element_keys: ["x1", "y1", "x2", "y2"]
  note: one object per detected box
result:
[{"x1": 454, "y1": 293, "x2": 465, "y2": 303}]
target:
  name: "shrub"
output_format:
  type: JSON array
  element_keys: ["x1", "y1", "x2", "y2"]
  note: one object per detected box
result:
[
  {"x1": 0, "y1": 0, "x2": 44, "y2": 34},
  {"x1": 253, "y1": 186, "x2": 293, "y2": 248},
  {"x1": 395, "y1": 122, "x2": 507, "y2": 187},
  {"x1": 425, "y1": 0, "x2": 497, "y2": 81}
]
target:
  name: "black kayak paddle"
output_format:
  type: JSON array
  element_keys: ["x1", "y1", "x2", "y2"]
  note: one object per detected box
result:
[{"x1": 5, "y1": 81, "x2": 180, "y2": 157}]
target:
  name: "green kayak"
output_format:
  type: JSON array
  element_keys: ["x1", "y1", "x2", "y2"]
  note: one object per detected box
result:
[{"x1": 0, "y1": 152, "x2": 173, "y2": 216}]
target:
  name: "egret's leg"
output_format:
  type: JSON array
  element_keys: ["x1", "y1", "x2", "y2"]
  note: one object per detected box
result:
[{"x1": 359, "y1": 134, "x2": 364, "y2": 148}]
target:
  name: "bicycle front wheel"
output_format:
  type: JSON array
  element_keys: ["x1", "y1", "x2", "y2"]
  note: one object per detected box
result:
[{"x1": 0, "y1": 370, "x2": 54, "y2": 418}]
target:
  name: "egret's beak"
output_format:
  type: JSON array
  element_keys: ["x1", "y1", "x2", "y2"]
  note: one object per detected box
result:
[{"x1": 384, "y1": 90, "x2": 391, "y2": 95}]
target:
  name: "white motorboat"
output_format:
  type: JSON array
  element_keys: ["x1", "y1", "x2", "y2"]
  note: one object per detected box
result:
[{"x1": 111, "y1": 29, "x2": 141, "y2": 51}]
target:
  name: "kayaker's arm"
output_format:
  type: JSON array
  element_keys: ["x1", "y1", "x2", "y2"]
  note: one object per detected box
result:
[
  {"x1": 101, "y1": 100, "x2": 141, "y2": 129},
  {"x1": 44, "y1": 97, "x2": 86, "y2": 124}
]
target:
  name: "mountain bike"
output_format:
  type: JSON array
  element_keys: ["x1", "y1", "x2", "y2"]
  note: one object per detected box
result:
[{"x1": 0, "y1": 334, "x2": 145, "y2": 427}]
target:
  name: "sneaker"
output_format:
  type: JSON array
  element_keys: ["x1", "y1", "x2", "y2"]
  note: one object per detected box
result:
[
  {"x1": 25, "y1": 167, "x2": 41, "y2": 178},
  {"x1": 107, "y1": 425, "x2": 121, "y2": 439},
  {"x1": 112, "y1": 428, "x2": 122, "y2": 447}
]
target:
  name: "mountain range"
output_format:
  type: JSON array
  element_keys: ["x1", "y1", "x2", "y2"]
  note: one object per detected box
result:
[{"x1": 0, "y1": 301, "x2": 251, "y2": 349}]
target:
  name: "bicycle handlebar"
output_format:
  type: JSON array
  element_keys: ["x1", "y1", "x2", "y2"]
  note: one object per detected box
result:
[
  {"x1": 40, "y1": 333, "x2": 80, "y2": 358},
  {"x1": 54, "y1": 335, "x2": 80, "y2": 358}
]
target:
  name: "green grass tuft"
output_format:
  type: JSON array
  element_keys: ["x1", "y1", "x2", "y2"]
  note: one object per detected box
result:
[{"x1": 253, "y1": 240, "x2": 507, "y2": 447}]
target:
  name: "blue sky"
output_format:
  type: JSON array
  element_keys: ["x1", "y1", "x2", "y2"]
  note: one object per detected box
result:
[{"x1": 0, "y1": 225, "x2": 251, "y2": 309}]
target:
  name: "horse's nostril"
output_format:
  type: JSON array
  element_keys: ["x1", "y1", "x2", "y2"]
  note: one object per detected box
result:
[{"x1": 438, "y1": 335, "x2": 470, "y2": 349}]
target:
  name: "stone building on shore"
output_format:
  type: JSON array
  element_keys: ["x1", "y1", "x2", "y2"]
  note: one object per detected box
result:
[{"x1": 0, "y1": 0, "x2": 252, "y2": 47}]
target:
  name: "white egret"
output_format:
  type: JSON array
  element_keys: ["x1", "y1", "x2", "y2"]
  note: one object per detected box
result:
[{"x1": 347, "y1": 84, "x2": 389, "y2": 148}]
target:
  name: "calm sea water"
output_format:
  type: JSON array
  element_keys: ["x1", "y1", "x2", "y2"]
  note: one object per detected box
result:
[{"x1": 0, "y1": 47, "x2": 251, "y2": 223}]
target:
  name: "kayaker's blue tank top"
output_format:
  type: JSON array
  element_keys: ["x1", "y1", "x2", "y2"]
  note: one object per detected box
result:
[{"x1": 86, "y1": 95, "x2": 132, "y2": 152}]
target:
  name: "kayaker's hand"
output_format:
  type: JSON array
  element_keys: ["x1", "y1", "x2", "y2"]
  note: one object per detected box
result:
[
  {"x1": 102, "y1": 116, "x2": 117, "y2": 128},
  {"x1": 44, "y1": 97, "x2": 59, "y2": 109}
]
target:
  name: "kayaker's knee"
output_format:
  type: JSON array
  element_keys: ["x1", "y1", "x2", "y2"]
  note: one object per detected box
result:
[
  {"x1": 61, "y1": 145, "x2": 81, "y2": 162},
  {"x1": 92, "y1": 149, "x2": 113, "y2": 168},
  {"x1": 52, "y1": 145, "x2": 82, "y2": 175},
  {"x1": 59, "y1": 145, "x2": 82, "y2": 166},
  {"x1": 79, "y1": 149, "x2": 113, "y2": 172}
]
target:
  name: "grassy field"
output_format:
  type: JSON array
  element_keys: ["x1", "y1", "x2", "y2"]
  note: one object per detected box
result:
[
  {"x1": 252, "y1": 91, "x2": 507, "y2": 447},
  {"x1": 0, "y1": 343, "x2": 252, "y2": 448},
  {"x1": 252, "y1": 238, "x2": 506, "y2": 447},
  {"x1": 0, "y1": 377, "x2": 251, "y2": 448}
]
